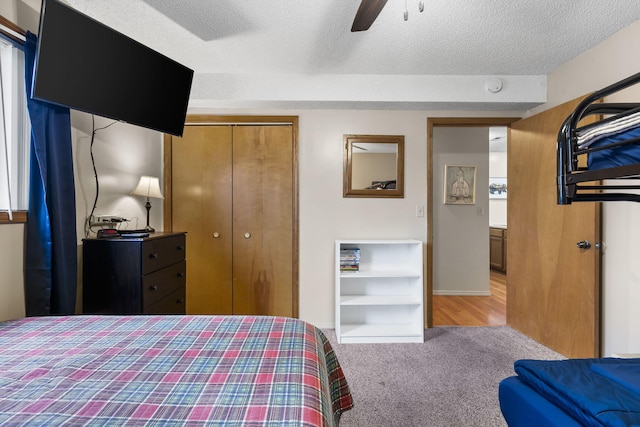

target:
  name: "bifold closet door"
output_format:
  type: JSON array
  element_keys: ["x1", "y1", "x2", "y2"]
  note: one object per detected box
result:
[
  {"x1": 232, "y1": 125, "x2": 294, "y2": 316},
  {"x1": 171, "y1": 126, "x2": 233, "y2": 314},
  {"x1": 171, "y1": 124, "x2": 294, "y2": 317}
]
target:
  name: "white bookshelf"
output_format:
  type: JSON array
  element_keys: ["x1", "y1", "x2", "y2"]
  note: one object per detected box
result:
[{"x1": 335, "y1": 239, "x2": 424, "y2": 343}]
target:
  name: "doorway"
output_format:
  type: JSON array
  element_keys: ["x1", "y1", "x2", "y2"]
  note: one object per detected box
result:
[
  {"x1": 426, "y1": 117, "x2": 518, "y2": 327},
  {"x1": 432, "y1": 125, "x2": 508, "y2": 326}
]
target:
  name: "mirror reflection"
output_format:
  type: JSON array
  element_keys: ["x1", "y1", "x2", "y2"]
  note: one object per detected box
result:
[
  {"x1": 351, "y1": 143, "x2": 398, "y2": 190},
  {"x1": 344, "y1": 135, "x2": 404, "y2": 198}
]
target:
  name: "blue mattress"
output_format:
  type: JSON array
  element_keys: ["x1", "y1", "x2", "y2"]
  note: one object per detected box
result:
[
  {"x1": 499, "y1": 376, "x2": 582, "y2": 427},
  {"x1": 588, "y1": 138, "x2": 640, "y2": 171},
  {"x1": 585, "y1": 123, "x2": 640, "y2": 171},
  {"x1": 500, "y1": 358, "x2": 640, "y2": 427}
]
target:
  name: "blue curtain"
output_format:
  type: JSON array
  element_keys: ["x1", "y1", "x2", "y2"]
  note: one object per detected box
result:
[{"x1": 23, "y1": 31, "x2": 77, "y2": 316}]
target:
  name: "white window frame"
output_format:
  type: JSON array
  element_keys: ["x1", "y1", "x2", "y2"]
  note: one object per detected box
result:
[{"x1": 0, "y1": 39, "x2": 30, "y2": 221}]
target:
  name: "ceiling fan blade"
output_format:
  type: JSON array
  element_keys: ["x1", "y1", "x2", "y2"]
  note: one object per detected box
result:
[{"x1": 351, "y1": 0, "x2": 388, "y2": 32}]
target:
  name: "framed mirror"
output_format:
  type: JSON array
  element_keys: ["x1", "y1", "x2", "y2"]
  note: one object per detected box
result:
[{"x1": 343, "y1": 134, "x2": 404, "y2": 198}]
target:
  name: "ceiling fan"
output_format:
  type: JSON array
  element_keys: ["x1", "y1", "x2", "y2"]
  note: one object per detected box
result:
[{"x1": 351, "y1": 0, "x2": 388, "y2": 32}]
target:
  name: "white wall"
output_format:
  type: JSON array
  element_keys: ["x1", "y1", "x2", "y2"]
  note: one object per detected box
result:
[
  {"x1": 0, "y1": 224, "x2": 25, "y2": 321},
  {"x1": 286, "y1": 109, "x2": 430, "y2": 327},
  {"x1": 432, "y1": 127, "x2": 490, "y2": 295},
  {"x1": 73, "y1": 109, "x2": 432, "y2": 327},
  {"x1": 0, "y1": 0, "x2": 40, "y2": 34},
  {"x1": 72, "y1": 112, "x2": 164, "y2": 239},
  {"x1": 529, "y1": 20, "x2": 640, "y2": 356},
  {"x1": 70, "y1": 108, "x2": 518, "y2": 328}
]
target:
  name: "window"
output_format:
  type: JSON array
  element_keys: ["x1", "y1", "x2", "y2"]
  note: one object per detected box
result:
[{"x1": 0, "y1": 38, "x2": 30, "y2": 222}]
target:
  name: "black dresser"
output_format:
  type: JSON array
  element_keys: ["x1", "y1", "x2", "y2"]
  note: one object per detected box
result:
[{"x1": 83, "y1": 232, "x2": 186, "y2": 314}]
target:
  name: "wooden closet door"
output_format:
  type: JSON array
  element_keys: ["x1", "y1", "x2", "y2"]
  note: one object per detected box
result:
[
  {"x1": 508, "y1": 98, "x2": 601, "y2": 358},
  {"x1": 171, "y1": 126, "x2": 234, "y2": 314},
  {"x1": 232, "y1": 125, "x2": 294, "y2": 316}
]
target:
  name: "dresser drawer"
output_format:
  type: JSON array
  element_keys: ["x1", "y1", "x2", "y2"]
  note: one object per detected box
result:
[
  {"x1": 142, "y1": 234, "x2": 186, "y2": 274},
  {"x1": 144, "y1": 286, "x2": 186, "y2": 314},
  {"x1": 142, "y1": 260, "x2": 186, "y2": 308}
]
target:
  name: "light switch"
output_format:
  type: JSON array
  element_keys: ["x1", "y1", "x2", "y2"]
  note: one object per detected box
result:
[{"x1": 416, "y1": 205, "x2": 424, "y2": 217}]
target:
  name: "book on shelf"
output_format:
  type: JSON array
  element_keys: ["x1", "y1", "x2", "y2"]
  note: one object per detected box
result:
[{"x1": 340, "y1": 247, "x2": 360, "y2": 272}]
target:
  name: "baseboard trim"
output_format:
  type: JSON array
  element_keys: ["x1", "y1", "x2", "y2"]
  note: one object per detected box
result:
[
  {"x1": 301, "y1": 321, "x2": 334, "y2": 330},
  {"x1": 433, "y1": 290, "x2": 492, "y2": 296}
]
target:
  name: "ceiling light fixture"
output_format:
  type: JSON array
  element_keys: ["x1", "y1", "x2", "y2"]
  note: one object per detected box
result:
[{"x1": 405, "y1": 1, "x2": 425, "y2": 22}]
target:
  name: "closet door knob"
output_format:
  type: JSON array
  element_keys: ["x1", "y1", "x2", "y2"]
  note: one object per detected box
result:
[
  {"x1": 213, "y1": 232, "x2": 220, "y2": 238},
  {"x1": 244, "y1": 232, "x2": 251, "y2": 239}
]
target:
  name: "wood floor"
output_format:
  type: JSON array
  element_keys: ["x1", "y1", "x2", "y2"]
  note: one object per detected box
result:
[{"x1": 432, "y1": 270, "x2": 507, "y2": 326}]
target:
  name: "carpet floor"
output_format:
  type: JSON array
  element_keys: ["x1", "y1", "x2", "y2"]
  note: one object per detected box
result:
[{"x1": 324, "y1": 326, "x2": 564, "y2": 427}]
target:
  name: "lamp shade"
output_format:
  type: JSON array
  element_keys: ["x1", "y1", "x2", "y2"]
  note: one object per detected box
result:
[{"x1": 130, "y1": 176, "x2": 164, "y2": 199}]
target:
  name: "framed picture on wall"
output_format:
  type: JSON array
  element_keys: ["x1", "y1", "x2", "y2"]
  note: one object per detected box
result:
[
  {"x1": 444, "y1": 165, "x2": 476, "y2": 204},
  {"x1": 489, "y1": 177, "x2": 507, "y2": 199}
]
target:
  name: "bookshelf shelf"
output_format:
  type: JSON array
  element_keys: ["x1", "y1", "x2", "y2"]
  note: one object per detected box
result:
[{"x1": 335, "y1": 240, "x2": 424, "y2": 344}]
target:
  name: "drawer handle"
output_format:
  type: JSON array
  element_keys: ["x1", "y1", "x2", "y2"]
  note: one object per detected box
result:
[
  {"x1": 149, "y1": 253, "x2": 158, "y2": 259},
  {"x1": 213, "y1": 232, "x2": 220, "y2": 238},
  {"x1": 177, "y1": 272, "x2": 185, "y2": 278},
  {"x1": 176, "y1": 245, "x2": 184, "y2": 251},
  {"x1": 149, "y1": 285, "x2": 158, "y2": 291},
  {"x1": 244, "y1": 232, "x2": 251, "y2": 239},
  {"x1": 177, "y1": 299, "x2": 185, "y2": 304}
]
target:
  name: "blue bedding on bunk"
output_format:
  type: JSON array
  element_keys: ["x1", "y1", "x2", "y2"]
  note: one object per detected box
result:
[
  {"x1": 499, "y1": 376, "x2": 583, "y2": 427},
  {"x1": 513, "y1": 358, "x2": 640, "y2": 427},
  {"x1": 587, "y1": 126, "x2": 640, "y2": 170},
  {"x1": 591, "y1": 363, "x2": 640, "y2": 395}
]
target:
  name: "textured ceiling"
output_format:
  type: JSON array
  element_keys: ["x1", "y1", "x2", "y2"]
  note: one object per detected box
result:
[{"x1": 60, "y1": 0, "x2": 640, "y2": 110}]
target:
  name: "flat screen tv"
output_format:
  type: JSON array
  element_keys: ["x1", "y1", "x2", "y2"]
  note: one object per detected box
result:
[{"x1": 33, "y1": 0, "x2": 193, "y2": 136}]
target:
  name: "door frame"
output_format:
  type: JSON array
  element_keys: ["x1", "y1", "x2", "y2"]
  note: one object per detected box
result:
[
  {"x1": 426, "y1": 117, "x2": 518, "y2": 327},
  {"x1": 163, "y1": 115, "x2": 300, "y2": 317}
]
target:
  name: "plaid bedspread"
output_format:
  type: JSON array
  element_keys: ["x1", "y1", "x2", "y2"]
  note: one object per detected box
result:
[{"x1": 0, "y1": 315, "x2": 353, "y2": 426}]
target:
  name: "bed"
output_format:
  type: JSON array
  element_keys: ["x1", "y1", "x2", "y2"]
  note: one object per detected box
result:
[
  {"x1": 0, "y1": 315, "x2": 353, "y2": 426},
  {"x1": 557, "y1": 71, "x2": 640, "y2": 204},
  {"x1": 499, "y1": 358, "x2": 640, "y2": 426}
]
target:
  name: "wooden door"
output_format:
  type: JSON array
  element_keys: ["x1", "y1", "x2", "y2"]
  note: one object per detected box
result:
[
  {"x1": 171, "y1": 126, "x2": 233, "y2": 314},
  {"x1": 232, "y1": 125, "x2": 294, "y2": 317},
  {"x1": 508, "y1": 98, "x2": 601, "y2": 358},
  {"x1": 167, "y1": 118, "x2": 297, "y2": 317}
]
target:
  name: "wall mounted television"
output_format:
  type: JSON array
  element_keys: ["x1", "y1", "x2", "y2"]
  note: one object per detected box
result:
[{"x1": 33, "y1": 0, "x2": 193, "y2": 137}]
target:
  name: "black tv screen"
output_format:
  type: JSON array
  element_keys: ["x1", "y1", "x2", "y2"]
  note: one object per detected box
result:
[{"x1": 33, "y1": 0, "x2": 193, "y2": 136}]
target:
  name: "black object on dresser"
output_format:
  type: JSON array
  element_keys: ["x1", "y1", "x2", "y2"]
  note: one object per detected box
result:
[{"x1": 83, "y1": 232, "x2": 186, "y2": 314}]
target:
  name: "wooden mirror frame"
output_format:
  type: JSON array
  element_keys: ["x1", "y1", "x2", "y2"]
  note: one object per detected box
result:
[{"x1": 343, "y1": 134, "x2": 404, "y2": 198}]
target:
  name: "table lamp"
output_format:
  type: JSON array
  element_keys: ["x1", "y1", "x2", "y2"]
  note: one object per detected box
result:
[{"x1": 130, "y1": 175, "x2": 164, "y2": 232}]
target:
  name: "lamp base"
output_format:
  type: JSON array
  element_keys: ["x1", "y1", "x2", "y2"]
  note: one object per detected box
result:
[{"x1": 143, "y1": 200, "x2": 155, "y2": 233}]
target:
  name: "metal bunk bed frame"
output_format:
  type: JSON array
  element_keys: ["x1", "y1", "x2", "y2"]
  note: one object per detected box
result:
[{"x1": 557, "y1": 71, "x2": 640, "y2": 204}]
